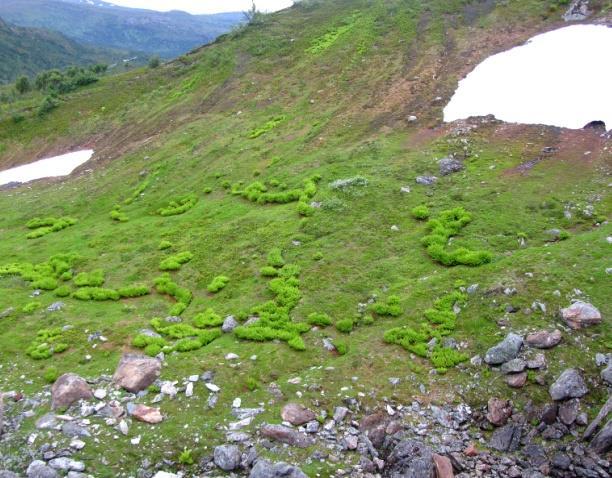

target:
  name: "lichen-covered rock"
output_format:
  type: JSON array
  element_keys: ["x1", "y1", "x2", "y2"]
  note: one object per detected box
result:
[
  {"x1": 386, "y1": 440, "x2": 435, "y2": 478},
  {"x1": 51, "y1": 374, "x2": 93, "y2": 410},
  {"x1": 561, "y1": 301, "x2": 602, "y2": 330},
  {"x1": 484, "y1": 333, "x2": 523, "y2": 365},
  {"x1": 549, "y1": 369, "x2": 588, "y2": 401},
  {"x1": 112, "y1": 354, "x2": 161, "y2": 393}
]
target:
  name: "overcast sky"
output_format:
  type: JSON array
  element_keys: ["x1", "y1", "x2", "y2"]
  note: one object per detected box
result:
[{"x1": 107, "y1": 0, "x2": 293, "y2": 14}]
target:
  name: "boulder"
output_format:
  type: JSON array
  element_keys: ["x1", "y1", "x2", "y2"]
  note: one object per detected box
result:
[
  {"x1": 601, "y1": 363, "x2": 612, "y2": 385},
  {"x1": 248, "y1": 459, "x2": 307, "y2": 478},
  {"x1": 130, "y1": 404, "x2": 163, "y2": 424},
  {"x1": 386, "y1": 439, "x2": 435, "y2": 478},
  {"x1": 561, "y1": 301, "x2": 602, "y2": 330},
  {"x1": 558, "y1": 398, "x2": 580, "y2": 425},
  {"x1": 526, "y1": 330, "x2": 562, "y2": 349},
  {"x1": 214, "y1": 444, "x2": 241, "y2": 471},
  {"x1": 51, "y1": 374, "x2": 93, "y2": 410},
  {"x1": 505, "y1": 372, "x2": 527, "y2": 388},
  {"x1": 590, "y1": 419, "x2": 612, "y2": 455},
  {"x1": 48, "y1": 458, "x2": 85, "y2": 472},
  {"x1": 439, "y1": 157, "x2": 464, "y2": 176},
  {"x1": 486, "y1": 398, "x2": 512, "y2": 426},
  {"x1": 563, "y1": 0, "x2": 590, "y2": 21},
  {"x1": 501, "y1": 359, "x2": 526, "y2": 374},
  {"x1": 484, "y1": 333, "x2": 523, "y2": 365},
  {"x1": 549, "y1": 369, "x2": 588, "y2": 401},
  {"x1": 260, "y1": 424, "x2": 313, "y2": 448},
  {"x1": 489, "y1": 424, "x2": 522, "y2": 452},
  {"x1": 0, "y1": 471, "x2": 19, "y2": 478},
  {"x1": 281, "y1": 403, "x2": 316, "y2": 426},
  {"x1": 359, "y1": 411, "x2": 390, "y2": 448},
  {"x1": 26, "y1": 461, "x2": 59, "y2": 478},
  {"x1": 112, "y1": 354, "x2": 161, "y2": 393},
  {"x1": 432, "y1": 454, "x2": 454, "y2": 478},
  {"x1": 222, "y1": 316, "x2": 239, "y2": 333}
]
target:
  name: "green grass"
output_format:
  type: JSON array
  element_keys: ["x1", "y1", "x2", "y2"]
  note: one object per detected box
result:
[{"x1": 0, "y1": 0, "x2": 610, "y2": 475}]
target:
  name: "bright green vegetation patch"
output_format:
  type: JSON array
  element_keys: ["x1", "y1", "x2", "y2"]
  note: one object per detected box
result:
[
  {"x1": 384, "y1": 291, "x2": 468, "y2": 371},
  {"x1": 421, "y1": 208, "x2": 493, "y2": 267},
  {"x1": 27, "y1": 328, "x2": 69, "y2": 360},
  {"x1": 74, "y1": 269, "x2": 105, "y2": 287},
  {"x1": 307, "y1": 312, "x2": 332, "y2": 327},
  {"x1": 154, "y1": 274, "x2": 193, "y2": 316},
  {"x1": 158, "y1": 240, "x2": 173, "y2": 250},
  {"x1": 159, "y1": 251, "x2": 194, "y2": 271},
  {"x1": 371, "y1": 295, "x2": 402, "y2": 317},
  {"x1": 207, "y1": 275, "x2": 230, "y2": 293},
  {"x1": 72, "y1": 287, "x2": 119, "y2": 301},
  {"x1": 193, "y1": 308, "x2": 223, "y2": 328},
  {"x1": 150, "y1": 318, "x2": 222, "y2": 353},
  {"x1": 248, "y1": 115, "x2": 286, "y2": 139},
  {"x1": 117, "y1": 284, "x2": 150, "y2": 298},
  {"x1": 25, "y1": 216, "x2": 77, "y2": 239},
  {"x1": 22, "y1": 301, "x2": 40, "y2": 314},
  {"x1": 335, "y1": 318, "x2": 353, "y2": 333},
  {"x1": 157, "y1": 194, "x2": 198, "y2": 216},
  {"x1": 306, "y1": 14, "x2": 360, "y2": 55},
  {"x1": 110, "y1": 205, "x2": 129, "y2": 222},
  {"x1": 411, "y1": 205, "x2": 430, "y2": 220},
  {"x1": 234, "y1": 251, "x2": 310, "y2": 351},
  {"x1": 0, "y1": 254, "x2": 77, "y2": 291}
]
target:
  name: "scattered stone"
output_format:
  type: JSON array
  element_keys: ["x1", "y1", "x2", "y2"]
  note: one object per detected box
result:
[
  {"x1": 281, "y1": 403, "x2": 316, "y2": 426},
  {"x1": 490, "y1": 424, "x2": 522, "y2": 452},
  {"x1": 333, "y1": 406, "x2": 349, "y2": 423},
  {"x1": 526, "y1": 353, "x2": 546, "y2": 369},
  {"x1": 501, "y1": 359, "x2": 526, "y2": 374},
  {"x1": 130, "y1": 404, "x2": 163, "y2": 424},
  {"x1": 206, "y1": 383, "x2": 221, "y2": 393},
  {"x1": 386, "y1": 439, "x2": 435, "y2": 477},
  {"x1": 93, "y1": 389, "x2": 106, "y2": 400},
  {"x1": 226, "y1": 353, "x2": 239, "y2": 360},
  {"x1": 48, "y1": 458, "x2": 85, "y2": 472},
  {"x1": 222, "y1": 316, "x2": 239, "y2": 333},
  {"x1": 112, "y1": 354, "x2": 161, "y2": 393},
  {"x1": 248, "y1": 459, "x2": 307, "y2": 478},
  {"x1": 432, "y1": 453, "x2": 454, "y2": 478},
  {"x1": 561, "y1": 301, "x2": 602, "y2": 329},
  {"x1": 61, "y1": 422, "x2": 90, "y2": 438},
  {"x1": 601, "y1": 363, "x2": 612, "y2": 385},
  {"x1": 400, "y1": 186, "x2": 411, "y2": 194},
  {"x1": 505, "y1": 372, "x2": 527, "y2": 388},
  {"x1": 526, "y1": 330, "x2": 562, "y2": 349},
  {"x1": 47, "y1": 302, "x2": 64, "y2": 312},
  {"x1": 484, "y1": 333, "x2": 523, "y2": 365},
  {"x1": 439, "y1": 156, "x2": 464, "y2": 176},
  {"x1": 152, "y1": 473, "x2": 178, "y2": 478},
  {"x1": 486, "y1": 398, "x2": 512, "y2": 426},
  {"x1": 563, "y1": 0, "x2": 590, "y2": 21},
  {"x1": 214, "y1": 444, "x2": 242, "y2": 471},
  {"x1": 26, "y1": 460, "x2": 59, "y2": 478},
  {"x1": 416, "y1": 175, "x2": 437, "y2": 186},
  {"x1": 36, "y1": 413, "x2": 59, "y2": 430},
  {"x1": 590, "y1": 419, "x2": 612, "y2": 455},
  {"x1": 51, "y1": 373, "x2": 93, "y2": 410},
  {"x1": 185, "y1": 382, "x2": 194, "y2": 397},
  {"x1": 558, "y1": 398, "x2": 580, "y2": 425},
  {"x1": 549, "y1": 369, "x2": 588, "y2": 401},
  {"x1": 260, "y1": 424, "x2": 313, "y2": 448}
]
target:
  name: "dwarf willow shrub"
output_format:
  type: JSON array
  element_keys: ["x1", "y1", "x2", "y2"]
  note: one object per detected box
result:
[
  {"x1": 430, "y1": 346, "x2": 468, "y2": 370},
  {"x1": 193, "y1": 308, "x2": 223, "y2": 328},
  {"x1": 22, "y1": 302, "x2": 40, "y2": 314},
  {"x1": 159, "y1": 251, "x2": 193, "y2": 271},
  {"x1": 260, "y1": 266, "x2": 279, "y2": 277},
  {"x1": 248, "y1": 115, "x2": 286, "y2": 139},
  {"x1": 158, "y1": 240, "x2": 173, "y2": 250},
  {"x1": 335, "y1": 319, "x2": 354, "y2": 333},
  {"x1": 236, "y1": 175, "x2": 321, "y2": 210},
  {"x1": 27, "y1": 328, "x2": 68, "y2": 360},
  {"x1": 72, "y1": 287, "x2": 120, "y2": 301},
  {"x1": 297, "y1": 201, "x2": 315, "y2": 217},
  {"x1": 110, "y1": 206, "x2": 129, "y2": 222},
  {"x1": 154, "y1": 274, "x2": 192, "y2": 315},
  {"x1": 371, "y1": 295, "x2": 401, "y2": 317},
  {"x1": 157, "y1": 194, "x2": 198, "y2": 216},
  {"x1": 54, "y1": 285, "x2": 71, "y2": 297},
  {"x1": 267, "y1": 248, "x2": 285, "y2": 268},
  {"x1": 411, "y1": 205, "x2": 430, "y2": 220},
  {"x1": 207, "y1": 275, "x2": 229, "y2": 293},
  {"x1": 421, "y1": 208, "x2": 492, "y2": 266},
  {"x1": 74, "y1": 269, "x2": 105, "y2": 287},
  {"x1": 31, "y1": 276, "x2": 59, "y2": 290},
  {"x1": 43, "y1": 366, "x2": 60, "y2": 384},
  {"x1": 0, "y1": 254, "x2": 77, "y2": 292},
  {"x1": 306, "y1": 14, "x2": 359, "y2": 54},
  {"x1": 333, "y1": 340, "x2": 348, "y2": 355},
  {"x1": 117, "y1": 285, "x2": 150, "y2": 298},
  {"x1": 307, "y1": 312, "x2": 332, "y2": 327},
  {"x1": 26, "y1": 216, "x2": 77, "y2": 239},
  {"x1": 132, "y1": 334, "x2": 167, "y2": 356},
  {"x1": 149, "y1": 318, "x2": 221, "y2": 352}
]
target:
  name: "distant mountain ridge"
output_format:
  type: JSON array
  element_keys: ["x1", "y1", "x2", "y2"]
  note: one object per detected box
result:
[
  {"x1": 0, "y1": 17, "x2": 135, "y2": 84},
  {"x1": 0, "y1": 0, "x2": 244, "y2": 58}
]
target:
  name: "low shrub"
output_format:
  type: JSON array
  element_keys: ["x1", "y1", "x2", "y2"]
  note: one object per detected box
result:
[
  {"x1": 307, "y1": 312, "x2": 332, "y2": 327},
  {"x1": 154, "y1": 274, "x2": 192, "y2": 315},
  {"x1": 43, "y1": 366, "x2": 60, "y2": 383},
  {"x1": 26, "y1": 216, "x2": 76, "y2": 239},
  {"x1": 159, "y1": 251, "x2": 194, "y2": 271},
  {"x1": 260, "y1": 266, "x2": 279, "y2": 277},
  {"x1": 158, "y1": 240, "x2": 173, "y2": 250},
  {"x1": 267, "y1": 248, "x2": 285, "y2": 268},
  {"x1": 110, "y1": 206, "x2": 129, "y2": 222},
  {"x1": 22, "y1": 302, "x2": 40, "y2": 314},
  {"x1": 193, "y1": 308, "x2": 223, "y2": 328},
  {"x1": 157, "y1": 194, "x2": 198, "y2": 216},
  {"x1": 411, "y1": 205, "x2": 430, "y2": 220},
  {"x1": 333, "y1": 340, "x2": 348, "y2": 355},
  {"x1": 54, "y1": 285, "x2": 71, "y2": 297},
  {"x1": 72, "y1": 287, "x2": 120, "y2": 301},
  {"x1": 430, "y1": 346, "x2": 468, "y2": 369},
  {"x1": 335, "y1": 319, "x2": 354, "y2": 333},
  {"x1": 207, "y1": 275, "x2": 229, "y2": 293},
  {"x1": 297, "y1": 201, "x2": 315, "y2": 217},
  {"x1": 32, "y1": 276, "x2": 58, "y2": 290},
  {"x1": 371, "y1": 295, "x2": 402, "y2": 317},
  {"x1": 74, "y1": 269, "x2": 105, "y2": 287},
  {"x1": 27, "y1": 328, "x2": 68, "y2": 359},
  {"x1": 117, "y1": 285, "x2": 150, "y2": 298},
  {"x1": 248, "y1": 115, "x2": 286, "y2": 139}
]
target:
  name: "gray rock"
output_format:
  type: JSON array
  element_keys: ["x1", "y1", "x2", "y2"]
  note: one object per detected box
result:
[
  {"x1": 260, "y1": 424, "x2": 313, "y2": 448},
  {"x1": 589, "y1": 419, "x2": 612, "y2": 455},
  {"x1": 595, "y1": 353, "x2": 608, "y2": 367},
  {"x1": 113, "y1": 354, "x2": 161, "y2": 393},
  {"x1": 35, "y1": 413, "x2": 59, "y2": 430},
  {"x1": 549, "y1": 369, "x2": 588, "y2": 401},
  {"x1": 27, "y1": 461, "x2": 59, "y2": 478},
  {"x1": 561, "y1": 301, "x2": 602, "y2": 329},
  {"x1": 48, "y1": 458, "x2": 85, "y2": 472},
  {"x1": 484, "y1": 333, "x2": 523, "y2": 365},
  {"x1": 386, "y1": 439, "x2": 435, "y2": 478},
  {"x1": 415, "y1": 176, "x2": 437, "y2": 186},
  {"x1": 439, "y1": 157, "x2": 464, "y2": 176},
  {"x1": 490, "y1": 424, "x2": 522, "y2": 452},
  {"x1": 467, "y1": 284, "x2": 479, "y2": 294},
  {"x1": 501, "y1": 359, "x2": 526, "y2": 374},
  {"x1": 248, "y1": 459, "x2": 307, "y2": 478},
  {"x1": 526, "y1": 330, "x2": 562, "y2": 349},
  {"x1": 61, "y1": 422, "x2": 91, "y2": 438},
  {"x1": 305, "y1": 420, "x2": 319, "y2": 433},
  {"x1": 281, "y1": 403, "x2": 316, "y2": 426},
  {"x1": 601, "y1": 363, "x2": 612, "y2": 385},
  {"x1": 558, "y1": 398, "x2": 580, "y2": 425},
  {"x1": 0, "y1": 307, "x2": 14, "y2": 318},
  {"x1": 51, "y1": 374, "x2": 93, "y2": 410},
  {"x1": 563, "y1": 0, "x2": 590, "y2": 21},
  {"x1": 47, "y1": 302, "x2": 65, "y2": 312},
  {"x1": 333, "y1": 406, "x2": 349, "y2": 423},
  {"x1": 214, "y1": 444, "x2": 241, "y2": 471},
  {"x1": 222, "y1": 316, "x2": 239, "y2": 333},
  {"x1": 0, "y1": 471, "x2": 19, "y2": 478}
]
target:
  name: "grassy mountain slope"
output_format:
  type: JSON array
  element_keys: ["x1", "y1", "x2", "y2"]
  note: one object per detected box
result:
[
  {"x1": 0, "y1": 17, "x2": 136, "y2": 84},
  {"x1": 0, "y1": 0, "x2": 244, "y2": 58},
  {"x1": 0, "y1": 0, "x2": 610, "y2": 475}
]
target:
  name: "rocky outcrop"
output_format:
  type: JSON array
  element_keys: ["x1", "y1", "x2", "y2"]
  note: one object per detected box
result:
[
  {"x1": 590, "y1": 419, "x2": 612, "y2": 455},
  {"x1": 386, "y1": 440, "x2": 435, "y2": 478},
  {"x1": 563, "y1": 0, "x2": 590, "y2": 21},
  {"x1": 50, "y1": 374, "x2": 93, "y2": 410},
  {"x1": 112, "y1": 354, "x2": 161, "y2": 393}
]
